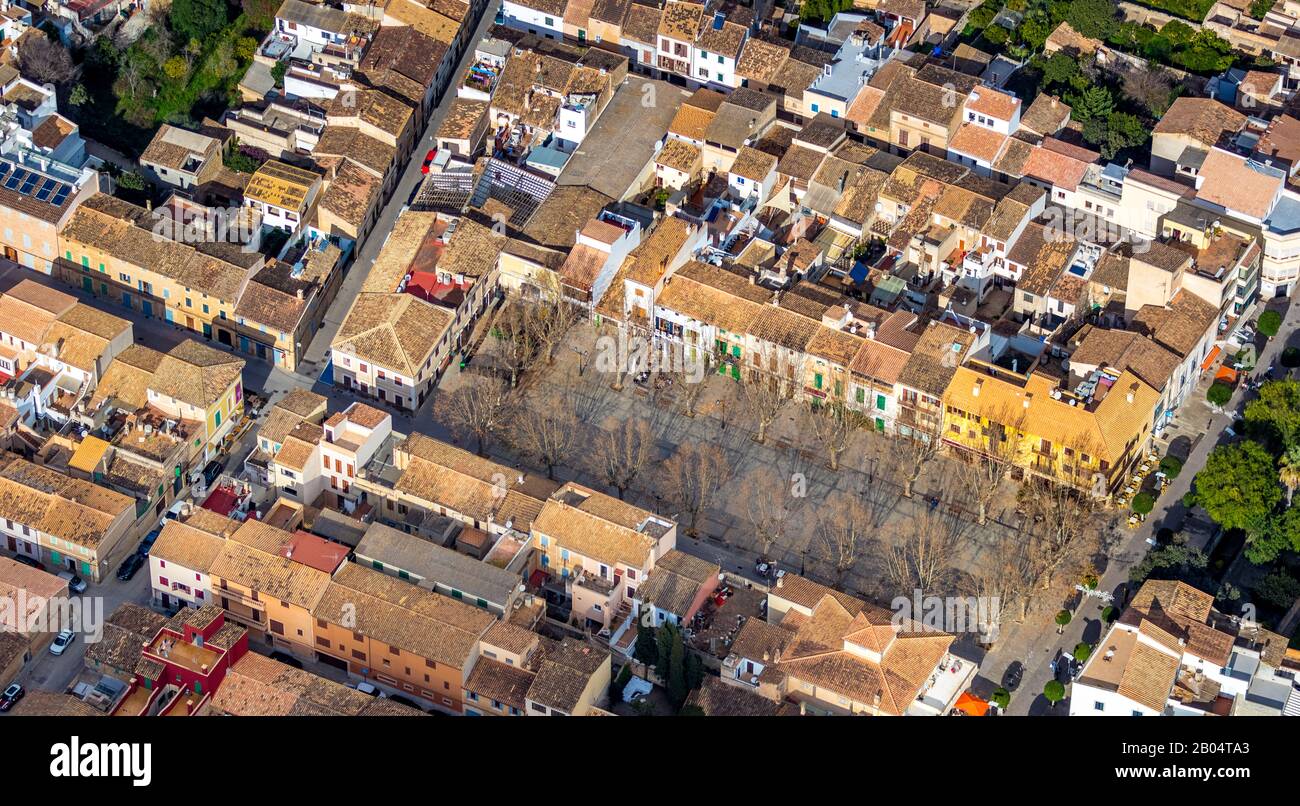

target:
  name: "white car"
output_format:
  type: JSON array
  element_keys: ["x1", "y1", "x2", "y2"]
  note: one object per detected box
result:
[{"x1": 49, "y1": 630, "x2": 75, "y2": 656}]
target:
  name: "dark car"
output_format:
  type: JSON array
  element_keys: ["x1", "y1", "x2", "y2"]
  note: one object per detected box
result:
[
  {"x1": 138, "y1": 528, "x2": 162, "y2": 557},
  {"x1": 1002, "y1": 661, "x2": 1024, "y2": 692},
  {"x1": 420, "y1": 148, "x2": 438, "y2": 174},
  {"x1": 202, "y1": 460, "x2": 224, "y2": 488},
  {"x1": 116, "y1": 552, "x2": 145, "y2": 582},
  {"x1": 386, "y1": 693, "x2": 425, "y2": 711},
  {"x1": 12, "y1": 555, "x2": 42, "y2": 571},
  {"x1": 270, "y1": 651, "x2": 303, "y2": 669},
  {"x1": 0, "y1": 683, "x2": 23, "y2": 711}
]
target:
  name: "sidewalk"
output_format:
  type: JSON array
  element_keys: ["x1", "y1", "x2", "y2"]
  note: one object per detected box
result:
[{"x1": 993, "y1": 296, "x2": 1297, "y2": 715}]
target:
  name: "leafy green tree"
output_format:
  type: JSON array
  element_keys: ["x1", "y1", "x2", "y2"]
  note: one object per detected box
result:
[
  {"x1": 1254, "y1": 569, "x2": 1300, "y2": 608},
  {"x1": 1159, "y1": 455, "x2": 1183, "y2": 479},
  {"x1": 1192, "y1": 441, "x2": 1281, "y2": 533},
  {"x1": 1073, "y1": 643, "x2": 1092, "y2": 663},
  {"x1": 991, "y1": 688, "x2": 1010, "y2": 710},
  {"x1": 235, "y1": 36, "x2": 258, "y2": 62},
  {"x1": 1041, "y1": 52, "x2": 1079, "y2": 87},
  {"x1": 1071, "y1": 86, "x2": 1115, "y2": 125},
  {"x1": 1043, "y1": 679, "x2": 1065, "y2": 707},
  {"x1": 1250, "y1": 0, "x2": 1276, "y2": 19},
  {"x1": 163, "y1": 56, "x2": 190, "y2": 81},
  {"x1": 1207, "y1": 382, "x2": 1233, "y2": 407},
  {"x1": 1245, "y1": 379, "x2": 1300, "y2": 449},
  {"x1": 1128, "y1": 539, "x2": 1208, "y2": 584},
  {"x1": 170, "y1": 0, "x2": 230, "y2": 42},
  {"x1": 1279, "y1": 445, "x2": 1300, "y2": 505},
  {"x1": 667, "y1": 625, "x2": 687, "y2": 708},
  {"x1": 1246, "y1": 507, "x2": 1300, "y2": 564},
  {"x1": 1055, "y1": 609, "x2": 1072, "y2": 634},
  {"x1": 634, "y1": 621, "x2": 658, "y2": 667},
  {"x1": 1132, "y1": 492, "x2": 1155, "y2": 515},
  {"x1": 1258, "y1": 309, "x2": 1282, "y2": 337},
  {"x1": 68, "y1": 84, "x2": 88, "y2": 106},
  {"x1": 685, "y1": 652, "x2": 703, "y2": 693},
  {"x1": 655, "y1": 622, "x2": 673, "y2": 675},
  {"x1": 1063, "y1": 0, "x2": 1119, "y2": 39},
  {"x1": 611, "y1": 664, "x2": 632, "y2": 701}
]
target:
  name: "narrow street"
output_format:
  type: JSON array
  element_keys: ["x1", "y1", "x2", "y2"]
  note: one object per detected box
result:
[
  {"x1": 293, "y1": 5, "x2": 502, "y2": 382},
  {"x1": 992, "y1": 295, "x2": 1299, "y2": 715}
]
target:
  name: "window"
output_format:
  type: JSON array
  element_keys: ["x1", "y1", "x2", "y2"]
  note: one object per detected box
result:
[{"x1": 1094, "y1": 702, "x2": 1105, "y2": 712}]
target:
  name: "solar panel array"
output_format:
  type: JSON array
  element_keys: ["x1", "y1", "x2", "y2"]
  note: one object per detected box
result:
[{"x1": 0, "y1": 159, "x2": 71, "y2": 206}]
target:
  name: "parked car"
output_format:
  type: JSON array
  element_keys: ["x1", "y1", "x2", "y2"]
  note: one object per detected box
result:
[
  {"x1": 269, "y1": 651, "x2": 303, "y2": 669},
  {"x1": 56, "y1": 571, "x2": 87, "y2": 594},
  {"x1": 1002, "y1": 661, "x2": 1024, "y2": 692},
  {"x1": 138, "y1": 528, "x2": 161, "y2": 557},
  {"x1": 421, "y1": 148, "x2": 438, "y2": 174},
  {"x1": 0, "y1": 683, "x2": 23, "y2": 711},
  {"x1": 49, "y1": 629, "x2": 75, "y2": 656},
  {"x1": 349, "y1": 681, "x2": 384, "y2": 698},
  {"x1": 387, "y1": 693, "x2": 424, "y2": 710},
  {"x1": 201, "y1": 460, "x2": 224, "y2": 488},
  {"x1": 116, "y1": 553, "x2": 145, "y2": 582},
  {"x1": 12, "y1": 555, "x2": 42, "y2": 571}
]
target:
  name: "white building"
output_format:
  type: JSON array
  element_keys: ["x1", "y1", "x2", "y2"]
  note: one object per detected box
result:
[{"x1": 1070, "y1": 580, "x2": 1300, "y2": 716}]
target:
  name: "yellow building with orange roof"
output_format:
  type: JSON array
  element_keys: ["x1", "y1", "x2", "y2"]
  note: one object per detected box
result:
[{"x1": 942, "y1": 360, "x2": 1160, "y2": 493}]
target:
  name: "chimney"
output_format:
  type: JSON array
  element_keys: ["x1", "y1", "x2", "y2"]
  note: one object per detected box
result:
[
  {"x1": 776, "y1": 575, "x2": 784, "y2": 589},
  {"x1": 296, "y1": 288, "x2": 304, "y2": 300}
]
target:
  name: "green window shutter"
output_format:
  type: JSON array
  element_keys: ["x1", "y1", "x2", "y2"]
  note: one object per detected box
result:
[
  {"x1": 81, "y1": 561, "x2": 91, "y2": 575},
  {"x1": 372, "y1": 560, "x2": 384, "y2": 570},
  {"x1": 876, "y1": 394, "x2": 886, "y2": 410},
  {"x1": 51, "y1": 551, "x2": 62, "y2": 565},
  {"x1": 732, "y1": 345, "x2": 740, "y2": 357},
  {"x1": 834, "y1": 379, "x2": 843, "y2": 396},
  {"x1": 814, "y1": 373, "x2": 823, "y2": 390},
  {"x1": 855, "y1": 388, "x2": 865, "y2": 404},
  {"x1": 875, "y1": 418, "x2": 885, "y2": 432}
]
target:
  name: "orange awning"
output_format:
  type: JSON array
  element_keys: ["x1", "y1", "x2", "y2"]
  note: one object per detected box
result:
[
  {"x1": 1200, "y1": 345, "x2": 1221, "y2": 372},
  {"x1": 954, "y1": 691, "x2": 990, "y2": 716}
]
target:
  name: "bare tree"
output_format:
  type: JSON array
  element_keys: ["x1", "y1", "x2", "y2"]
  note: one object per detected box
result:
[
  {"x1": 593, "y1": 417, "x2": 655, "y2": 500},
  {"x1": 510, "y1": 403, "x2": 580, "y2": 480},
  {"x1": 490, "y1": 301, "x2": 539, "y2": 388},
  {"x1": 879, "y1": 503, "x2": 965, "y2": 596},
  {"x1": 740, "y1": 374, "x2": 791, "y2": 444},
  {"x1": 1121, "y1": 66, "x2": 1174, "y2": 116},
  {"x1": 815, "y1": 490, "x2": 871, "y2": 588},
  {"x1": 660, "y1": 442, "x2": 732, "y2": 535},
  {"x1": 19, "y1": 35, "x2": 75, "y2": 86},
  {"x1": 804, "y1": 401, "x2": 858, "y2": 471},
  {"x1": 526, "y1": 275, "x2": 585, "y2": 366},
  {"x1": 738, "y1": 466, "x2": 797, "y2": 558},
  {"x1": 671, "y1": 346, "x2": 714, "y2": 418},
  {"x1": 956, "y1": 406, "x2": 1025, "y2": 525},
  {"x1": 1022, "y1": 478, "x2": 1098, "y2": 596},
  {"x1": 963, "y1": 538, "x2": 1036, "y2": 643},
  {"x1": 434, "y1": 376, "x2": 513, "y2": 457},
  {"x1": 897, "y1": 415, "x2": 944, "y2": 498}
]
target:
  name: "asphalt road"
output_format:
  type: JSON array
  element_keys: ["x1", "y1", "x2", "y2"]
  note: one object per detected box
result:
[
  {"x1": 1001, "y1": 295, "x2": 1298, "y2": 715},
  {"x1": 295, "y1": 5, "x2": 501, "y2": 379}
]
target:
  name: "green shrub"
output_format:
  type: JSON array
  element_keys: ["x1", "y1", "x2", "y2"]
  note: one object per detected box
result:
[
  {"x1": 1074, "y1": 643, "x2": 1092, "y2": 663},
  {"x1": 991, "y1": 688, "x2": 1010, "y2": 710},
  {"x1": 1258, "y1": 309, "x2": 1282, "y2": 338},
  {"x1": 1044, "y1": 679, "x2": 1065, "y2": 705},
  {"x1": 1207, "y1": 382, "x2": 1233, "y2": 406},
  {"x1": 1159, "y1": 455, "x2": 1183, "y2": 479},
  {"x1": 1132, "y1": 492, "x2": 1155, "y2": 515}
]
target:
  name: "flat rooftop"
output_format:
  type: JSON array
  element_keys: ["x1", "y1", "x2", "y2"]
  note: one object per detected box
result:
[{"x1": 558, "y1": 77, "x2": 686, "y2": 201}]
